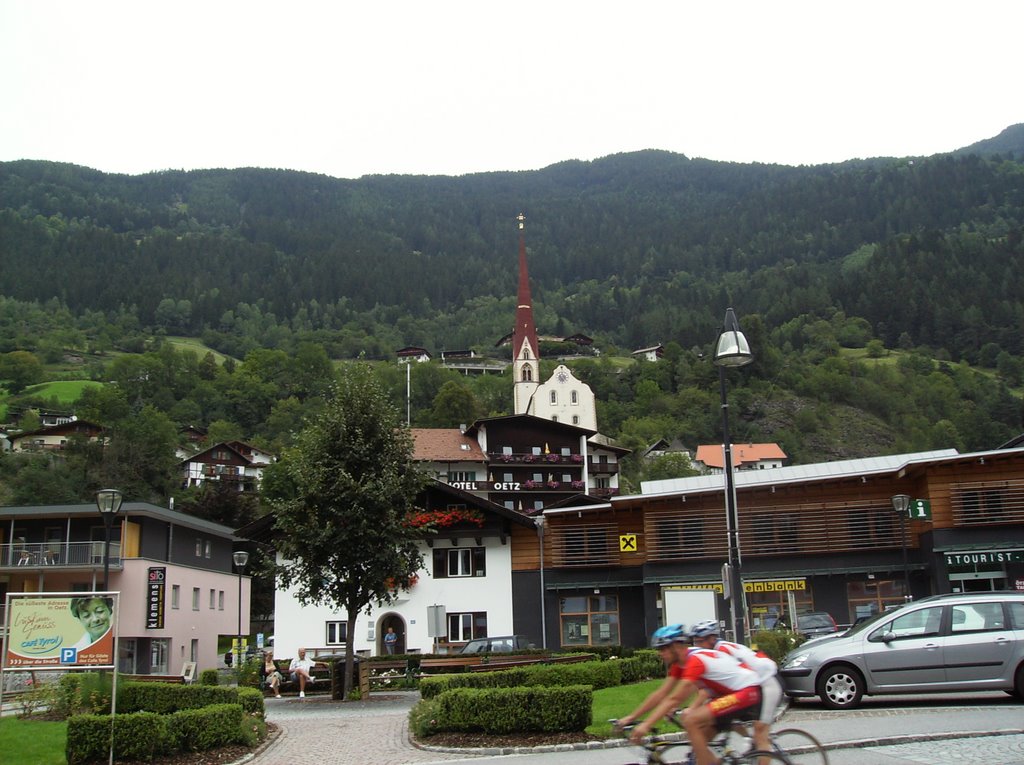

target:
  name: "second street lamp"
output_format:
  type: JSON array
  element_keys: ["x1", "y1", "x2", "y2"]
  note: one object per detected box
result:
[
  {"x1": 891, "y1": 494, "x2": 912, "y2": 601},
  {"x1": 714, "y1": 308, "x2": 754, "y2": 644},
  {"x1": 233, "y1": 551, "x2": 250, "y2": 668},
  {"x1": 95, "y1": 489, "x2": 124, "y2": 591}
]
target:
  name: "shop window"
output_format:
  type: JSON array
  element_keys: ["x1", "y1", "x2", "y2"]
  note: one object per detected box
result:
[
  {"x1": 846, "y1": 579, "x2": 906, "y2": 623},
  {"x1": 559, "y1": 594, "x2": 620, "y2": 647},
  {"x1": 150, "y1": 638, "x2": 170, "y2": 674}
]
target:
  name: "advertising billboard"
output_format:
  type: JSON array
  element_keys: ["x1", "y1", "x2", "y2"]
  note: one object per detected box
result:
[{"x1": 4, "y1": 593, "x2": 117, "y2": 669}]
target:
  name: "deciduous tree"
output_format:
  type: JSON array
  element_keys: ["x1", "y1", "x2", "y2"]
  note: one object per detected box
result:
[{"x1": 270, "y1": 364, "x2": 427, "y2": 696}]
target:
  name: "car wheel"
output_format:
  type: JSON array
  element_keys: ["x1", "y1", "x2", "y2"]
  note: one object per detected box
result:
[
  {"x1": 816, "y1": 664, "x2": 864, "y2": 709},
  {"x1": 1012, "y1": 663, "x2": 1024, "y2": 700}
]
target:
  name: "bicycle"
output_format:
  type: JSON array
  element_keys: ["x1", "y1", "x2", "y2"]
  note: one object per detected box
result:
[{"x1": 612, "y1": 719, "x2": 790, "y2": 765}]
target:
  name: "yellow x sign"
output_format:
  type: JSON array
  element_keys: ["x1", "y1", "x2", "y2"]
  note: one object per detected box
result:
[{"x1": 619, "y1": 534, "x2": 638, "y2": 552}]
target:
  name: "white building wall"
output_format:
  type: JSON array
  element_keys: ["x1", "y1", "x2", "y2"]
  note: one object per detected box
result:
[
  {"x1": 116, "y1": 558, "x2": 248, "y2": 674},
  {"x1": 531, "y1": 365, "x2": 597, "y2": 430},
  {"x1": 271, "y1": 537, "x2": 514, "y2": 660}
]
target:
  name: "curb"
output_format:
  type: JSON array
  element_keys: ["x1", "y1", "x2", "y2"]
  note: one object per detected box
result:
[{"x1": 412, "y1": 727, "x2": 1024, "y2": 757}]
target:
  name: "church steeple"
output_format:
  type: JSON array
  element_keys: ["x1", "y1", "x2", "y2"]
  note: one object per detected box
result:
[{"x1": 512, "y1": 213, "x2": 540, "y2": 414}]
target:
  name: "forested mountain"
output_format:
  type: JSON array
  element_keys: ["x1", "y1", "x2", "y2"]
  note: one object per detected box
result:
[
  {"x1": 2, "y1": 130, "x2": 1023, "y2": 360},
  {"x1": 1, "y1": 130, "x2": 1023, "y2": 500}
]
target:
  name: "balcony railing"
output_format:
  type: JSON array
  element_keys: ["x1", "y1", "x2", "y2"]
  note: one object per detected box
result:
[
  {"x1": 0, "y1": 541, "x2": 122, "y2": 569},
  {"x1": 490, "y1": 452, "x2": 585, "y2": 465}
]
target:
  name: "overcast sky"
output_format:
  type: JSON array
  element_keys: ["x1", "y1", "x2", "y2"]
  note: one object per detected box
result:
[{"x1": 2, "y1": 1, "x2": 1021, "y2": 179}]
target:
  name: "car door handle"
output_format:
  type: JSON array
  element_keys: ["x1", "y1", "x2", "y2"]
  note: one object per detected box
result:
[{"x1": 922, "y1": 643, "x2": 940, "y2": 650}]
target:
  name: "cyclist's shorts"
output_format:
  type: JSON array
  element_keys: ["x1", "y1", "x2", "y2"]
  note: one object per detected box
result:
[{"x1": 707, "y1": 686, "x2": 762, "y2": 730}]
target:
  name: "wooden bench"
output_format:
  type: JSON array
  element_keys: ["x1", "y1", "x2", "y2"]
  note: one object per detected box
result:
[
  {"x1": 122, "y1": 674, "x2": 186, "y2": 684},
  {"x1": 468, "y1": 652, "x2": 597, "y2": 672},
  {"x1": 267, "y1": 661, "x2": 331, "y2": 696},
  {"x1": 416, "y1": 655, "x2": 483, "y2": 676}
]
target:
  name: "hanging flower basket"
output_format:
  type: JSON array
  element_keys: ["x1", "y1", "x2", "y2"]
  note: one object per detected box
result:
[
  {"x1": 545, "y1": 454, "x2": 561, "y2": 463},
  {"x1": 570, "y1": 454, "x2": 584, "y2": 463}
]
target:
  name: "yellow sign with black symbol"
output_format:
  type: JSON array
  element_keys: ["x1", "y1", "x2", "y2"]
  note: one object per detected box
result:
[{"x1": 619, "y1": 534, "x2": 638, "y2": 552}]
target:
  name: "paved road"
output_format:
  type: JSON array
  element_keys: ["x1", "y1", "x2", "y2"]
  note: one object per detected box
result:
[{"x1": 253, "y1": 691, "x2": 1024, "y2": 765}]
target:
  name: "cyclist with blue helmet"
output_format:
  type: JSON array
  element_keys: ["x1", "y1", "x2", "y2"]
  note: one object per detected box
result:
[
  {"x1": 614, "y1": 624, "x2": 689, "y2": 732},
  {"x1": 689, "y1": 620, "x2": 781, "y2": 760},
  {"x1": 630, "y1": 620, "x2": 762, "y2": 765}
]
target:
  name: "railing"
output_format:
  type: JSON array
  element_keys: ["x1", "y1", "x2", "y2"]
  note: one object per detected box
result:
[
  {"x1": 588, "y1": 460, "x2": 620, "y2": 474},
  {"x1": 0, "y1": 541, "x2": 122, "y2": 568},
  {"x1": 490, "y1": 452, "x2": 585, "y2": 465}
]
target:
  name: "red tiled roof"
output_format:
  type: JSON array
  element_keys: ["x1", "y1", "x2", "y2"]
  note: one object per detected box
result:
[
  {"x1": 412, "y1": 429, "x2": 487, "y2": 462},
  {"x1": 695, "y1": 443, "x2": 787, "y2": 469}
]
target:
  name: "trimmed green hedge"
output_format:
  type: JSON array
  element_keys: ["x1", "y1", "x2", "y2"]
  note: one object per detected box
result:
[
  {"x1": 66, "y1": 703, "x2": 246, "y2": 764},
  {"x1": 613, "y1": 650, "x2": 665, "y2": 683},
  {"x1": 420, "y1": 660, "x2": 620, "y2": 699},
  {"x1": 431, "y1": 685, "x2": 592, "y2": 734},
  {"x1": 118, "y1": 682, "x2": 264, "y2": 716}
]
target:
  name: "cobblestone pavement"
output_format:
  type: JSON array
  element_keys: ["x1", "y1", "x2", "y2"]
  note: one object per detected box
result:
[
  {"x1": 249, "y1": 692, "x2": 1024, "y2": 765},
  {"x1": 252, "y1": 692, "x2": 476, "y2": 765}
]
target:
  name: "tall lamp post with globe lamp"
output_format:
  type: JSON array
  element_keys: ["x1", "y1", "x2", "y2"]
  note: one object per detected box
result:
[
  {"x1": 233, "y1": 551, "x2": 249, "y2": 667},
  {"x1": 714, "y1": 308, "x2": 754, "y2": 644},
  {"x1": 890, "y1": 494, "x2": 912, "y2": 601},
  {"x1": 95, "y1": 489, "x2": 124, "y2": 591}
]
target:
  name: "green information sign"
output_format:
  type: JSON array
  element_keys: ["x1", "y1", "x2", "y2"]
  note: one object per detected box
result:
[{"x1": 909, "y1": 499, "x2": 932, "y2": 520}]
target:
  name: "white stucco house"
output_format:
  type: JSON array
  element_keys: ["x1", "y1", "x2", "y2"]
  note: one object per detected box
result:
[{"x1": 238, "y1": 481, "x2": 535, "y2": 659}]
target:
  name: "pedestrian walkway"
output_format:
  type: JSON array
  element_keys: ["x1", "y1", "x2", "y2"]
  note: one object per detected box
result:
[
  {"x1": 253, "y1": 691, "x2": 474, "y2": 765},
  {"x1": 250, "y1": 691, "x2": 1024, "y2": 765}
]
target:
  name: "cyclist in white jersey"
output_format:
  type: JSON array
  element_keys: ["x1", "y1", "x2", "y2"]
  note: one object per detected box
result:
[{"x1": 688, "y1": 620, "x2": 784, "y2": 758}]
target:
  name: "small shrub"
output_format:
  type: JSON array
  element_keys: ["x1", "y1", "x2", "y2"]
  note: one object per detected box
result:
[
  {"x1": 751, "y1": 629, "x2": 805, "y2": 663},
  {"x1": 235, "y1": 657, "x2": 262, "y2": 689},
  {"x1": 408, "y1": 698, "x2": 441, "y2": 738},
  {"x1": 433, "y1": 685, "x2": 591, "y2": 734},
  {"x1": 168, "y1": 703, "x2": 243, "y2": 752},
  {"x1": 199, "y1": 669, "x2": 219, "y2": 686}
]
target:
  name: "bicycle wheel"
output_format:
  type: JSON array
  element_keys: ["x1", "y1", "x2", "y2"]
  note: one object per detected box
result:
[
  {"x1": 772, "y1": 728, "x2": 829, "y2": 765},
  {"x1": 733, "y1": 749, "x2": 791, "y2": 764}
]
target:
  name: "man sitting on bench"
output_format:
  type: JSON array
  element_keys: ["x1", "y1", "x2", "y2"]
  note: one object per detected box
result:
[{"x1": 288, "y1": 648, "x2": 316, "y2": 698}]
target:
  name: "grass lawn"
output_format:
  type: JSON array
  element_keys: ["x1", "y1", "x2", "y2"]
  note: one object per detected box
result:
[
  {"x1": 22, "y1": 380, "x2": 103, "y2": 406},
  {"x1": 0, "y1": 717, "x2": 67, "y2": 765},
  {"x1": 166, "y1": 336, "x2": 236, "y2": 365},
  {"x1": 588, "y1": 678, "x2": 689, "y2": 738}
]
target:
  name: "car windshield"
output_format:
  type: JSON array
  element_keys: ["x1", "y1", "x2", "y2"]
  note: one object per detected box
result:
[
  {"x1": 799, "y1": 614, "x2": 833, "y2": 628},
  {"x1": 843, "y1": 605, "x2": 907, "y2": 636}
]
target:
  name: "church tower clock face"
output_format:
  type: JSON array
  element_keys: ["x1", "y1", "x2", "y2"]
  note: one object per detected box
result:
[{"x1": 556, "y1": 370, "x2": 569, "y2": 384}]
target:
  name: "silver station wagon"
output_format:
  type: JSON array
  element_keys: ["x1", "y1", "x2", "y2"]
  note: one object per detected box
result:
[{"x1": 780, "y1": 591, "x2": 1024, "y2": 709}]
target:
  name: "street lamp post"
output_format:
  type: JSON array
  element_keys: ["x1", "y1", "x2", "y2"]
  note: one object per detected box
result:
[
  {"x1": 233, "y1": 551, "x2": 250, "y2": 667},
  {"x1": 95, "y1": 489, "x2": 124, "y2": 591},
  {"x1": 890, "y1": 494, "x2": 912, "y2": 601},
  {"x1": 714, "y1": 308, "x2": 754, "y2": 644}
]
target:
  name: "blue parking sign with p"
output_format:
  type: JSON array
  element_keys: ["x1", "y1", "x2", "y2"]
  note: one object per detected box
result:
[{"x1": 61, "y1": 648, "x2": 78, "y2": 663}]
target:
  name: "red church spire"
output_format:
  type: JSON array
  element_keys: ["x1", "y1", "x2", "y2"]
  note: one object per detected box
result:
[
  {"x1": 513, "y1": 213, "x2": 539, "y2": 364},
  {"x1": 512, "y1": 213, "x2": 540, "y2": 409}
]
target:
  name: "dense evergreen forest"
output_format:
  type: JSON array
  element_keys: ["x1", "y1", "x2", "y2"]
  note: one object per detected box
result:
[{"x1": 1, "y1": 125, "x2": 1024, "y2": 509}]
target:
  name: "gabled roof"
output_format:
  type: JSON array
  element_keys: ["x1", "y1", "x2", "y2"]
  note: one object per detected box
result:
[
  {"x1": 694, "y1": 442, "x2": 787, "y2": 469},
  {"x1": 464, "y1": 413, "x2": 598, "y2": 438},
  {"x1": 412, "y1": 429, "x2": 487, "y2": 462},
  {"x1": 180, "y1": 440, "x2": 275, "y2": 466},
  {"x1": 235, "y1": 477, "x2": 535, "y2": 544},
  {"x1": 396, "y1": 346, "x2": 431, "y2": 357}
]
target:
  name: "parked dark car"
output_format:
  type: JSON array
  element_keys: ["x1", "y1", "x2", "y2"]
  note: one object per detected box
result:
[
  {"x1": 796, "y1": 611, "x2": 840, "y2": 637},
  {"x1": 460, "y1": 635, "x2": 535, "y2": 654},
  {"x1": 780, "y1": 592, "x2": 1024, "y2": 709}
]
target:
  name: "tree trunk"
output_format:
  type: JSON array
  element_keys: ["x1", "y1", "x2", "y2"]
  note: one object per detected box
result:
[{"x1": 343, "y1": 606, "x2": 359, "y2": 699}]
